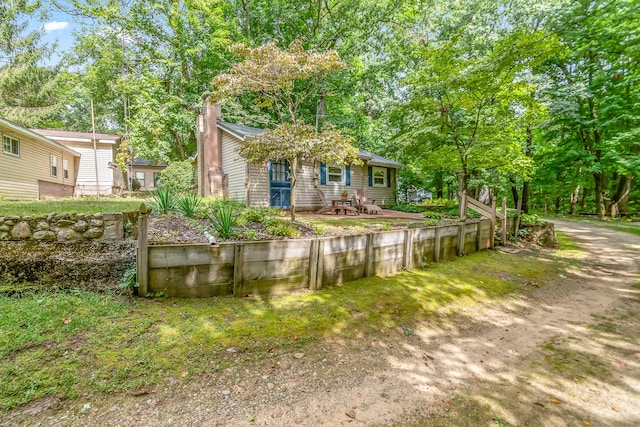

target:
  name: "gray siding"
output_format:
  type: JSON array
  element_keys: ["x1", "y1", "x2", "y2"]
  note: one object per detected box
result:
[{"x1": 221, "y1": 133, "x2": 247, "y2": 202}]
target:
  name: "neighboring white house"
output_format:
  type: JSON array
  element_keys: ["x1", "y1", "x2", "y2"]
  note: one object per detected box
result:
[{"x1": 31, "y1": 129, "x2": 123, "y2": 195}]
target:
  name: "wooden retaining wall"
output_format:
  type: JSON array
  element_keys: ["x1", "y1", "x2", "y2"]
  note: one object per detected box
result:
[{"x1": 138, "y1": 218, "x2": 512, "y2": 298}]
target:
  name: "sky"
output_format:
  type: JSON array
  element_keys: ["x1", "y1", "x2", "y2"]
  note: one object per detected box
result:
[{"x1": 27, "y1": 4, "x2": 84, "y2": 63}]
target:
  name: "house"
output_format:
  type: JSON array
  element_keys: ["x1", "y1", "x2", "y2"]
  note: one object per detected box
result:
[
  {"x1": 128, "y1": 158, "x2": 166, "y2": 191},
  {"x1": 30, "y1": 128, "x2": 124, "y2": 195},
  {"x1": 196, "y1": 104, "x2": 403, "y2": 210},
  {"x1": 0, "y1": 117, "x2": 80, "y2": 200}
]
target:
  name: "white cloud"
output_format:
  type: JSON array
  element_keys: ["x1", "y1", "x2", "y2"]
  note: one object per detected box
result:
[{"x1": 43, "y1": 22, "x2": 69, "y2": 32}]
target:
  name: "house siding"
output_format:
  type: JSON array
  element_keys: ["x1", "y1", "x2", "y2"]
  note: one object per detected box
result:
[
  {"x1": 67, "y1": 143, "x2": 115, "y2": 195},
  {"x1": 247, "y1": 163, "x2": 270, "y2": 208},
  {"x1": 221, "y1": 133, "x2": 247, "y2": 201},
  {"x1": 0, "y1": 124, "x2": 78, "y2": 200},
  {"x1": 131, "y1": 166, "x2": 164, "y2": 191}
]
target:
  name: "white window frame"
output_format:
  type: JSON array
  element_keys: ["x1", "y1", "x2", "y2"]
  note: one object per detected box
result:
[
  {"x1": 372, "y1": 166, "x2": 387, "y2": 187},
  {"x1": 2, "y1": 135, "x2": 20, "y2": 157},
  {"x1": 135, "y1": 171, "x2": 146, "y2": 188},
  {"x1": 50, "y1": 155, "x2": 58, "y2": 177},
  {"x1": 63, "y1": 159, "x2": 69, "y2": 179},
  {"x1": 327, "y1": 165, "x2": 344, "y2": 184}
]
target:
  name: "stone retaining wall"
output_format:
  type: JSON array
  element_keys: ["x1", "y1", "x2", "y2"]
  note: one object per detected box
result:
[{"x1": 0, "y1": 212, "x2": 130, "y2": 242}]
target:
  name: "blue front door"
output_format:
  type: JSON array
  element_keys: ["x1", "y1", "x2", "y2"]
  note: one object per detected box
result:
[{"x1": 269, "y1": 160, "x2": 291, "y2": 208}]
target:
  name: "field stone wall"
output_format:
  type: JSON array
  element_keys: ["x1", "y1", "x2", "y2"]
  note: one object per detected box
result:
[
  {"x1": 0, "y1": 211, "x2": 139, "y2": 291},
  {"x1": 0, "y1": 212, "x2": 130, "y2": 242}
]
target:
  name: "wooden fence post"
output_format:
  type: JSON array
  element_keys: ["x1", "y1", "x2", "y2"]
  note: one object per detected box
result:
[
  {"x1": 316, "y1": 239, "x2": 325, "y2": 289},
  {"x1": 136, "y1": 203, "x2": 149, "y2": 297},
  {"x1": 501, "y1": 197, "x2": 507, "y2": 245},
  {"x1": 233, "y1": 244, "x2": 243, "y2": 297},
  {"x1": 476, "y1": 220, "x2": 482, "y2": 252},
  {"x1": 514, "y1": 196, "x2": 523, "y2": 237},
  {"x1": 309, "y1": 239, "x2": 319, "y2": 290},
  {"x1": 434, "y1": 227, "x2": 441, "y2": 263},
  {"x1": 403, "y1": 229, "x2": 413, "y2": 270},
  {"x1": 365, "y1": 233, "x2": 374, "y2": 277},
  {"x1": 459, "y1": 190, "x2": 467, "y2": 219},
  {"x1": 457, "y1": 222, "x2": 465, "y2": 257},
  {"x1": 490, "y1": 196, "x2": 497, "y2": 249}
]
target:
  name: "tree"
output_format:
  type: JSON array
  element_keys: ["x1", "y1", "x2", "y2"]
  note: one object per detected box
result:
[
  {"x1": 0, "y1": 0, "x2": 64, "y2": 126},
  {"x1": 211, "y1": 41, "x2": 360, "y2": 220}
]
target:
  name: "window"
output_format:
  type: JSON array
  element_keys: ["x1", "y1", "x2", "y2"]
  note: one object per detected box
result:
[
  {"x1": 63, "y1": 159, "x2": 69, "y2": 179},
  {"x1": 50, "y1": 155, "x2": 58, "y2": 177},
  {"x1": 135, "y1": 171, "x2": 145, "y2": 188},
  {"x1": 327, "y1": 165, "x2": 343, "y2": 183},
  {"x1": 153, "y1": 172, "x2": 161, "y2": 188},
  {"x1": 3, "y1": 135, "x2": 19, "y2": 156},
  {"x1": 372, "y1": 167, "x2": 386, "y2": 187}
]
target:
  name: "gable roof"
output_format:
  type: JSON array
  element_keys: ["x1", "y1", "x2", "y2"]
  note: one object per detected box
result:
[
  {"x1": 218, "y1": 120, "x2": 404, "y2": 168},
  {"x1": 0, "y1": 117, "x2": 81, "y2": 157},
  {"x1": 31, "y1": 128, "x2": 121, "y2": 144}
]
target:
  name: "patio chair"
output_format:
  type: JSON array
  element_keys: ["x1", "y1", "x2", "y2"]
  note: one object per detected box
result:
[
  {"x1": 354, "y1": 188, "x2": 383, "y2": 214},
  {"x1": 315, "y1": 189, "x2": 359, "y2": 215}
]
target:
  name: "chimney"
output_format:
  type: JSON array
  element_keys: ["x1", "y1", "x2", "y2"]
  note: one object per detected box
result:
[{"x1": 197, "y1": 102, "x2": 226, "y2": 197}]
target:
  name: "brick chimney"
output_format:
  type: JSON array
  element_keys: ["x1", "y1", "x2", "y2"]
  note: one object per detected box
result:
[{"x1": 197, "y1": 102, "x2": 226, "y2": 197}]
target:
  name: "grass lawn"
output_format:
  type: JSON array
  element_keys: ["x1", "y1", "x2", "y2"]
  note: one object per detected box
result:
[
  {"x1": 0, "y1": 247, "x2": 566, "y2": 411},
  {"x1": 299, "y1": 216, "x2": 428, "y2": 234},
  {"x1": 0, "y1": 197, "x2": 146, "y2": 216}
]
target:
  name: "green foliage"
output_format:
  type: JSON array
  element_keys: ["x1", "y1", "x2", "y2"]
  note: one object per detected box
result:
[
  {"x1": 520, "y1": 214, "x2": 545, "y2": 225},
  {"x1": 118, "y1": 268, "x2": 139, "y2": 295},
  {"x1": 174, "y1": 192, "x2": 204, "y2": 218},
  {"x1": 158, "y1": 161, "x2": 195, "y2": 193},
  {"x1": 240, "y1": 208, "x2": 277, "y2": 223},
  {"x1": 208, "y1": 205, "x2": 237, "y2": 239},
  {"x1": 423, "y1": 211, "x2": 442, "y2": 220},
  {"x1": 389, "y1": 203, "x2": 426, "y2": 213},
  {"x1": 263, "y1": 218, "x2": 299, "y2": 237},
  {"x1": 0, "y1": 197, "x2": 145, "y2": 216},
  {"x1": 147, "y1": 186, "x2": 174, "y2": 214}
]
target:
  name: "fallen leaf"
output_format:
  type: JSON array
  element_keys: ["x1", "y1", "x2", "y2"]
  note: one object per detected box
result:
[
  {"x1": 268, "y1": 347, "x2": 275, "y2": 353},
  {"x1": 612, "y1": 407, "x2": 619, "y2": 412},
  {"x1": 62, "y1": 318, "x2": 72, "y2": 324},
  {"x1": 583, "y1": 421, "x2": 590, "y2": 426},
  {"x1": 550, "y1": 397, "x2": 560, "y2": 404},
  {"x1": 345, "y1": 409, "x2": 356, "y2": 419},
  {"x1": 573, "y1": 376, "x2": 580, "y2": 382},
  {"x1": 533, "y1": 402, "x2": 546, "y2": 408},
  {"x1": 180, "y1": 371, "x2": 188, "y2": 378}
]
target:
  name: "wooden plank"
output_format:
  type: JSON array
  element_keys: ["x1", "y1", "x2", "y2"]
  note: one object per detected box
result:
[
  {"x1": 323, "y1": 235, "x2": 367, "y2": 255},
  {"x1": 373, "y1": 244, "x2": 404, "y2": 263},
  {"x1": 412, "y1": 238, "x2": 435, "y2": 266},
  {"x1": 309, "y1": 239, "x2": 319, "y2": 290},
  {"x1": 233, "y1": 244, "x2": 243, "y2": 297},
  {"x1": 372, "y1": 259, "x2": 403, "y2": 277},
  {"x1": 324, "y1": 264, "x2": 366, "y2": 285},
  {"x1": 137, "y1": 204, "x2": 149, "y2": 297},
  {"x1": 459, "y1": 190, "x2": 467, "y2": 218},
  {"x1": 440, "y1": 236, "x2": 458, "y2": 260},
  {"x1": 501, "y1": 197, "x2": 507, "y2": 244},
  {"x1": 365, "y1": 233, "x2": 373, "y2": 277},
  {"x1": 149, "y1": 244, "x2": 234, "y2": 268},
  {"x1": 153, "y1": 282, "x2": 232, "y2": 298},
  {"x1": 412, "y1": 227, "x2": 436, "y2": 242},
  {"x1": 242, "y1": 258, "x2": 309, "y2": 282},
  {"x1": 238, "y1": 239, "x2": 312, "y2": 261},
  {"x1": 476, "y1": 221, "x2": 482, "y2": 252},
  {"x1": 323, "y1": 249, "x2": 366, "y2": 272},
  {"x1": 438, "y1": 225, "x2": 460, "y2": 237},
  {"x1": 149, "y1": 264, "x2": 233, "y2": 291},
  {"x1": 241, "y1": 275, "x2": 309, "y2": 296},
  {"x1": 373, "y1": 230, "x2": 405, "y2": 247}
]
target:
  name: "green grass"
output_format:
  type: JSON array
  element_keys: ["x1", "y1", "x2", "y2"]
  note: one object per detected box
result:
[
  {"x1": 0, "y1": 249, "x2": 558, "y2": 410},
  {"x1": 556, "y1": 231, "x2": 582, "y2": 251},
  {"x1": 0, "y1": 197, "x2": 145, "y2": 216},
  {"x1": 300, "y1": 216, "x2": 425, "y2": 234}
]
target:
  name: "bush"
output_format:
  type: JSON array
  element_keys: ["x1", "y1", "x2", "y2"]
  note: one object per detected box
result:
[
  {"x1": 422, "y1": 211, "x2": 442, "y2": 220},
  {"x1": 520, "y1": 213, "x2": 545, "y2": 225},
  {"x1": 158, "y1": 161, "x2": 195, "y2": 193},
  {"x1": 175, "y1": 192, "x2": 204, "y2": 218},
  {"x1": 147, "y1": 186, "x2": 174, "y2": 213},
  {"x1": 208, "y1": 205, "x2": 237, "y2": 239},
  {"x1": 240, "y1": 208, "x2": 276, "y2": 223},
  {"x1": 263, "y1": 218, "x2": 299, "y2": 237}
]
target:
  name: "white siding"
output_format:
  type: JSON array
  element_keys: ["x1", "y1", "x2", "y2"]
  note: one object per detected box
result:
[
  {"x1": 67, "y1": 143, "x2": 114, "y2": 195},
  {"x1": 247, "y1": 163, "x2": 269, "y2": 208},
  {"x1": 221, "y1": 133, "x2": 247, "y2": 202}
]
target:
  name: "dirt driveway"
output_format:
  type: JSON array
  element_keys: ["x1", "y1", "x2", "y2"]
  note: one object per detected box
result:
[{"x1": 5, "y1": 221, "x2": 640, "y2": 426}]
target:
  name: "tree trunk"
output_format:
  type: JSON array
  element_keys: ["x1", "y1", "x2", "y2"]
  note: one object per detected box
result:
[
  {"x1": 174, "y1": 130, "x2": 186, "y2": 160},
  {"x1": 289, "y1": 157, "x2": 297, "y2": 221},
  {"x1": 510, "y1": 177, "x2": 519, "y2": 207},
  {"x1": 610, "y1": 174, "x2": 633, "y2": 217},
  {"x1": 569, "y1": 185, "x2": 580, "y2": 215},
  {"x1": 594, "y1": 172, "x2": 606, "y2": 220},
  {"x1": 521, "y1": 180, "x2": 530, "y2": 214}
]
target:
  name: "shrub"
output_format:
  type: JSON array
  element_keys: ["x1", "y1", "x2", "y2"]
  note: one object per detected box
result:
[
  {"x1": 241, "y1": 208, "x2": 273, "y2": 223},
  {"x1": 520, "y1": 213, "x2": 545, "y2": 225},
  {"x1": 147, "y1": 186, "x2": 174, "y2": 213},
  {"x1": 158, "y1": 161, "x2": 195, "y2": 193},
  {"x1": 175, "y1": 192, "x2": 203, "y2": 218},
  {"x1": 422, "y1": 211, "x2": 442, "y2": 220},
  {"x1": 263, "y1": 218, "x2": 299, "y2": 237},
  {"x1": 208, "y1": 205, "x2": 237, "y2": 239}
]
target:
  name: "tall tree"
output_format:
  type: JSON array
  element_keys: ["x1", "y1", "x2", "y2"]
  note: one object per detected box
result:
[
  {"x1": 0, "y1": 0, "x2": 64, "y2": 126},
  {"x1": 211, "y1": 41, "x2": 360, "y2": 220}
]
